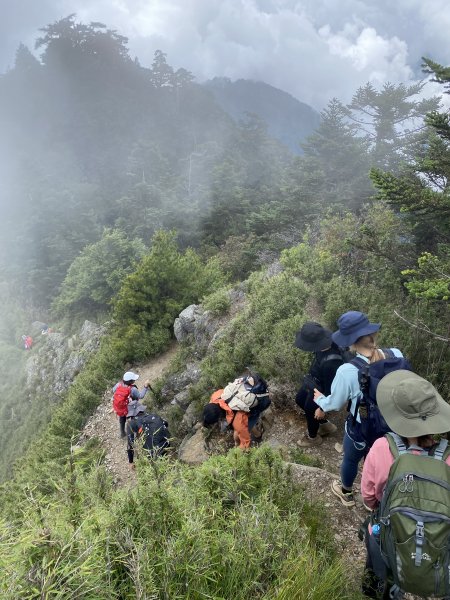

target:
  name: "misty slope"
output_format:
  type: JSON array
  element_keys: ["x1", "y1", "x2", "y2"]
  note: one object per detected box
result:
[
  {"x1": 204, "y1": 77, "x2": 320, "y2": 153},
  {"x1": 0, "y1": 20, "x2": 294, "y2": 307}
]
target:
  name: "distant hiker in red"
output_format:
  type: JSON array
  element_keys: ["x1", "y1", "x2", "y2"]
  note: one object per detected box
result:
[
  {"x1": 22, "y1": 335, "x2": 33, "y2": 350},
  {"x1": 112, "y1": 371, "x2": 152, "y2": 438}
]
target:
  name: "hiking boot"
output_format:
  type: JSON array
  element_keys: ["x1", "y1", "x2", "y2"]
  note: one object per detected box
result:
[
  {"x1": 318, "y1": 421, "x2": 337, "y2": 436},
  {"x1": 331, "y1": 480, "x2": 355, "y2": 507},
  {"x1": 250, "y1": 421, "x2": 264, "y2": 442},
  {"x1": 297, "y1": 433, "x2": 323, "y2": 447}
]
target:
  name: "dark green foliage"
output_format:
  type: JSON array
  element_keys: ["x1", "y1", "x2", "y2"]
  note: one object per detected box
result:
[
  {"x1": 52, "y1": 228, "x2": 146, "y2": 324},
  {"x1": 113, "y1": 230, "x2": 227, "y2": 361},
  {"x1": 370, "y1": 59, "x2": 450, "y2": 316},
  {"x1": 300, "y1": 98, "x2": 373, "y2": 211},
  {"x1": 348, "y1": 81, "x2": 440, "y2": 170}
]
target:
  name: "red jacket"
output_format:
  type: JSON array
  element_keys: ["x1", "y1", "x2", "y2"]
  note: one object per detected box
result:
[{"x1": 113, "y1": 383, "x2": 132, "y2": 417}]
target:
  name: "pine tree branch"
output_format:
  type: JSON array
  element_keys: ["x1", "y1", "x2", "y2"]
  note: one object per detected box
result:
[{"x1": 394, "y1": 310, "x2": 450, "y2": 342}]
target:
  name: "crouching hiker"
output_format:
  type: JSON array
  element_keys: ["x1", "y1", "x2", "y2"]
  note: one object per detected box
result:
[
  {"x1": 360, "y1": 370, "x2": 450, "y2": 599},
  {"x1": 126, "y1": 401, "x2": 170, "y2": 468},
  {"x1": 294, "y1": 322, "x2": 345, "y2": 447},
  {"x1": 203, "y1": 372, "x2": 271, "y2": 449},
  {"x1": 112, "y1": 371, "x2": 152, "y2": 438}
]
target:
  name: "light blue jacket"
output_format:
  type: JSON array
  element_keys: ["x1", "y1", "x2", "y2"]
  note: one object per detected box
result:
[{"x1": 315, "y1": 348, "x2": 403, "y2": 423}]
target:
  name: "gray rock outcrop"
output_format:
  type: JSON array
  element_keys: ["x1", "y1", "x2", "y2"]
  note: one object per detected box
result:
[
  {"x1": 25, "y1": 320, "x2": 107, "y2": 400},
  {"x1": 173, "y1": 304, "x2": 224, "y2": 358},
  {"x1": 178, "y1": 428, "x2": 209, "y2": 464}
]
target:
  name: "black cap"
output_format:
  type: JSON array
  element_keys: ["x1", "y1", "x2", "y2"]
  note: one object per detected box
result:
[{"x1": 295, "y1": 322, "x2": 333, "y2": 352}]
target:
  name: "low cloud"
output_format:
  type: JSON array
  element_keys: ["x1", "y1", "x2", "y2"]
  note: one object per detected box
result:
[{"x1": 1, "y1": 0, "x2": 449, "y2": 108}]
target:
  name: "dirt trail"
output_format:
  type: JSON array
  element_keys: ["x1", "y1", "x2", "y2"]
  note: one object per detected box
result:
[{"x1": 80, "y1": 343, "x2": 178, "y2": 487}]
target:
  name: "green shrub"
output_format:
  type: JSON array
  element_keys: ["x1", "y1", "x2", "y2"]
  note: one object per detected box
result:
[{"x1": 202, "y1": 286, "x2": 232, "y2": 315}]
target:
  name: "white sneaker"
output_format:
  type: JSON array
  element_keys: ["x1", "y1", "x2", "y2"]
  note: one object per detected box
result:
[{"x1": 331, "y1": 480, "x2": 355, "y2": 507}]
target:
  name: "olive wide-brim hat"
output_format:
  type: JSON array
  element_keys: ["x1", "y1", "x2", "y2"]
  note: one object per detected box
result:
[
  {"x1": 377, "y1": 370, "x2": 450, "y2": 437},
  {"x1": 295, "y1": 322, "x2": 333, "y2": 352}
]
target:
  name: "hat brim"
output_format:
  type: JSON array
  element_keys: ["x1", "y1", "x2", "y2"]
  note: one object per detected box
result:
[
  {"x1": 377, "y1": 370, "x2": 450, "y2": 437},
  {"x1": 295, "y1": 328, "x2": 333, "y2": 351},
  {"x1": 331, "y1": 323, "x2": 381, "y2": 348},
  {"x1": 123, "y1": 372, "x2": 140, "y2": 382},
  {"x1": 127, "y1": 401, "x2": 146, "y2": 418}
]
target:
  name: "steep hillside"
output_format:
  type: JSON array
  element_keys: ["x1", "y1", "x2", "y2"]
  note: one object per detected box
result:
[{"x1": 203, "y1": 77, "x2": 320, "y2": 153}]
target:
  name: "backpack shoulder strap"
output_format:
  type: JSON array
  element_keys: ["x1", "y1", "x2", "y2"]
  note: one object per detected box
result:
[
  {"x1": 321, "y1": 353, "x2": 343, "y2": 364},
  {"x1": 387, "y1": 432, "x2": 449, "y2": 459},
  {"x1": 380, "y1": 347, "x2": 395, "y2": 359},
  {"x1": 430, "y1": 438, "x2": 449, "y2": 461},
  {"x1": 350, "y1": 356, "x2": 368, "y2": 371},
  {"x1": 386, "y1": 432, "x2": 407, "y2": 457}
]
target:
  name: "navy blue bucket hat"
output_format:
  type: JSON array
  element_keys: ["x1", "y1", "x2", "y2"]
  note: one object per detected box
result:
[{"x1": 331, "y1": 311, "x2": 381, "y2": 347}]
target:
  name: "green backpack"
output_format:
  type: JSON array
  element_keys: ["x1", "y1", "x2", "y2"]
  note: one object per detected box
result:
[{"x1": 377, "y1": 432, "x2": 450, "y2": 598}]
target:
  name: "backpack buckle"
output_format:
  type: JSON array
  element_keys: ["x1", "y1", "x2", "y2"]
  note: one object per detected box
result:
[{"x1": 398, "y1": 474, "x2": 414, "y2": 493}]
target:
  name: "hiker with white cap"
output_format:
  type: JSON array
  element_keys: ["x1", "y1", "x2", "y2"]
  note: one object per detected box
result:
[
  {"x1": 360, "y1": 371, "x2": 450, "y2": 599},
  {"x1": 112, "y1": 371, "x2": 152, "y2": 438},
  {"x1": 313, "y1": 310, "x2": 407, "y2": 507}
]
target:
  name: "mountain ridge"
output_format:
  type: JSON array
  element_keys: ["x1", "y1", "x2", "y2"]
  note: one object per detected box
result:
[{"x1": 203, "y1": 76, "x2": 320, "y2": 153}]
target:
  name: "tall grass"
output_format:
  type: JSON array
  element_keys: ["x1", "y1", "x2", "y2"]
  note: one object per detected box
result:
[{"x1": 0, "y1": 446, "x2": 365, "y2": 599}]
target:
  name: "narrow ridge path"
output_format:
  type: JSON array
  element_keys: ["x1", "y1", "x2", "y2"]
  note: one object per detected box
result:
[{"x1": 80, "y1": 343, "x2": 178, "y2": 487}]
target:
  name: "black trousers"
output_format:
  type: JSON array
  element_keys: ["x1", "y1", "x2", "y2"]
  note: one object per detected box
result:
[
  {"x1": 119, "y1": 415, "x2": 127, "y2": 436},
  {"x1": 295, "y1": 385, "x2": 326, "y2": 437}
]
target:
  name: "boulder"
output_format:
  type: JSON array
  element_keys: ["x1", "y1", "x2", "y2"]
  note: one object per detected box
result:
[
  {"x1": 180, "y1": 402, "x2": 200, "y2": 430},
  {"x1": 266, "y1": 382, "x2": 297, "y2": 410},
  {"x1": 170, "y1": 389, "x2": 191, "y2": 410},
  {"x1": 261, "y1": 405, "x2": 275, "y2": 433},
  {"x1": 161, "y1": 363, "x2": 201, "y2": 400},
  {"x1": 173, "y1": 304, "x2": 224, "y2": 357},
  {"x1": 173, "y1": 305, "x2": 201, "y2": 342},
  {"x1": 178, "y1": 429, "x2": 209, "y2": 464}
]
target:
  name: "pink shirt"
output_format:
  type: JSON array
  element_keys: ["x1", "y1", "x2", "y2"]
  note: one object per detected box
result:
[{"x1": 361, "y1": 436, "x2": 450, "y2": 510}]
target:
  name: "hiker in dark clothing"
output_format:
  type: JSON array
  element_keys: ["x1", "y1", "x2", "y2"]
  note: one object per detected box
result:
[
  {"x1": 295, "y1": 322, "x2": 343, "y2": 447},
  {"x1": 126, "y1": 401, "x2": 170, "y2": 467}
]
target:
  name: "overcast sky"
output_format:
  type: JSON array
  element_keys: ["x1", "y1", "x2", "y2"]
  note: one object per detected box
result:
[{"x1": 1, "y1": 0, "x2": 450, "y2": 108}]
